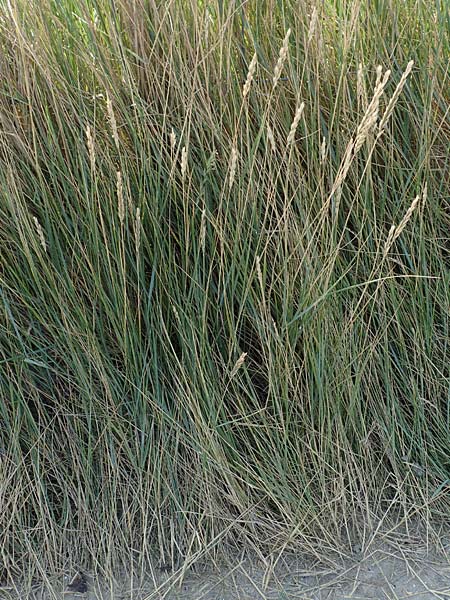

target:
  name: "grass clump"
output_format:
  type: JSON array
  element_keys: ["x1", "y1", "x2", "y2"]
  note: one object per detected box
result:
[{"x1": 0, "y1": 0, "x2": 449, "y2": 582}]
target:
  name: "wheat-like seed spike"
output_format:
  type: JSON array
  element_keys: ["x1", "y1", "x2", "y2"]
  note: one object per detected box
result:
[
  {"x1": 199, "y1": 208, "x2": 206, "y2": 251},
  {"x1": 328, "y1": 66, "x2": 390, "y2": 209},
  {"x1": 271, "y1": 317, "x2": 280, "y2": 339},
  {"x1": 170, "y1": 128, "x2": 177, "y2": 153},
  {"x1": 180, "y1": 146, "x2": 188, "y2": 178},
  {"x1": 172, "y1": 304, "x2": 181, "y2": 325},
  {"x1": 357, "y1": 63, "x2": 365, "y2": 108},
  {"x1": 392, "y1": 195, "x2": 420, "y2": 242},
  {"x1": 229, "y1": 146, "x2": 238, "y2": 189},
  {"x1": 230, "y1": 352, "x2": 248, "y2": 378},
  {"x1": 329, "y1": 137, "x2": 355, "y2": 199},
  {"x1": 267, "y1": 124, "x2": 276, "y2": 152},
  {"x1": 383, "y1": 194, "x2": 420, "y2": 256},
  {"x1": 33, "y1": 217, "x2": 47, "y2": 252},
  {"x1": 329, "y1": 67, "x2": 391, "y2": 205},
  {"x1": 320, "y1": 136, "x2": 327, "y2": 163},
  {"x1": 243, "y1": 53, "x2": 258, "y2": 99},
  {"x1": 256, "y1": 255, "x2": 264, "y2": 292},
  {"x1": 86, "y1": 124, "x2": 95, "y2": 170},
  {"x1": 422, "y1": 182, "x2": 427, "y2": 205},
  {"x1": 116, "y1": 171, "x2": 124, "y2": 225},
  {"x1": 287, "y1": 102, "x2": 305, "y2": 146},
  {"x1": 106, "y1": 94, "x2": 120, "y2": 151},
  {"x1": 383, "y1": 225, "x2": 396, "y2": 257},
  {"x1": 273, "y1": 28, "x2": 291, "y2": 89},
  {"x1": 307, "y1": 7, "x2": 318, "y2": 43},
  {"x1": 374, "y1": 65, "x2": 383, "y2": 89},
  {"x1": 135, "y1": 207, "x2": 141, "y2": 254},
  {"x1": 353, "y1": 68, "x2": 390, "y2": 154},
  {"x1": 378, "y1": 60, "x2": 414, "y2": 131}
]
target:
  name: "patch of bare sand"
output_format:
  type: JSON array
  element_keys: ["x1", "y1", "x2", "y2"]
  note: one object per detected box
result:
[{"x1": 4, "y1": 536, "x2": 450, "y2": 599}]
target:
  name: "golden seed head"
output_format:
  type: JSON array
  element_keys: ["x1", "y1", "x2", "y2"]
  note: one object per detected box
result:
[
  {"x1": 243, "y1": 52, "x2": 258, "y2": 99},
  {"x1": 383, "y1": 194, "x2": 420, "y2": 256},
  {"x1": 33, "y1": 216, "x2": 47, "y2": 252},
  {"x1": 106, "y1": 94, "x2": 120, "y2": 151},
  {"x1": 170, "y1": 128, "x2": 177, "y2": 152},
  {"x1": 273, "y1": 28, "x2": 291, "y2": 89},
  {"x1": 180, "y1": 146, "x2": 188, "y2": 178},
  {"x1": 230, "y1": 352, "x2": 248, "y2": 378},
  {"x1": 135, "y1": 207, "x2": 141, "y2": 254},
  {"x1": 383, "y1": 225, "x2": 396, "y2": 257},
  {"x1": 229, "y1": 145, "x2": 238, "y2": 189},
  {"x1": 116, "y1": 171, "x2": 124, "y2": 225},
  {"x1": 199, "y1": 208, "x2": 206, "y2": 251},
  {"x1": 354, "y1": 67, "x2": 390, "y2": 154},
  {"x1": 320, "y1": 136, "x2": 327, "y2": 163},
  {"x1": 86, "y1": 124, "x2": 95, "y2": 169},
  {"x1": 267, "y1": 124, "x2": 276, "y2": 152},
  {"x1": 307, "y1": 7, "x2": 318, "y2": 43},
  {"x1": 287, "y1": 102, "x2": 305, "y2": 146},
  {"x1": 378, "y1": 60, "x2": 414, "y2": 131},
  {"x1": 357, "y1": 63, "x2": 365, "y2": 108},
  {"x1": 422, "y1": 182, "x2": 427, "y2": 205}
]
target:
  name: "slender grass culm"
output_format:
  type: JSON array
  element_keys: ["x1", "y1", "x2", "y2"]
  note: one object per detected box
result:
[{"x1": 0, "y1": 0, "x2": 448, "y2": 594}]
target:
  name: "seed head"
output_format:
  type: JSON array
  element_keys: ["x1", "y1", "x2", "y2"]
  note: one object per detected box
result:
[
  {"x1": 229, "y1": 146, "x2": 238, "y2": 189},
  {"x1": 320, "y1": 136, "x2": 327, "y2": 163},
  {"x1": 180, "y1": 146, "x2": 188, "y2": 178},
  {"x1": 116, "y1": 171, "x2": 124, "y2": 225},
  {"x1": 106, "y1": 94, "x2": 120, "y2": 151},
  {"x1": 33, "y1": 217, "x2": 47, "y2": 252},
  {"x1": 86, "y1": 124, "x2": 95, "y2": 170},
  {"x1": 287, "y1": 102, "x2": 305, "y2": 146},
  {"x1": 170, "y1": 128, "x2": 177, "y2": 152},
  {"x1": 383, "y1": 194, "x2": 420, "y2": 256},
  {"x1": 243, "y1": 53, "x2": 258, "y2": 99},
  {"x1": 273, "y1": 28, "x2": 291, "y2": 89},
  {"x1": 135, "y1": 207, "x2": 141, "y2": 254},
  {"x1": 378, "y1": 60, "x2": 414, "y2": 131},
  {"x1": 267, "y1": 124, "x2": 276, "y2": 152},
  {"x1": 307, "y1": 7, "x2": 318, "y2": 43},
  {"x1": 230, "y1": 352, "x2": 247, "y2": 378}
]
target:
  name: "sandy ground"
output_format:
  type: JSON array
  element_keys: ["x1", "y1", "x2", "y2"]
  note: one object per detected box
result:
[{"x1": 4, "y1": 538, "x2": 450, "y2": 600}]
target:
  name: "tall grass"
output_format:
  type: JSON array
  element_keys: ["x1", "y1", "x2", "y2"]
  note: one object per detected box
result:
[{"x1": 0, "y1": 0, "x2": 449, "y2": 582}]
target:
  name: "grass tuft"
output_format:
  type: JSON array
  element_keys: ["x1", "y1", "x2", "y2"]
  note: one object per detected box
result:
[{"x1": 0, "y1": 0, "x2": 449, "y2": 583}]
